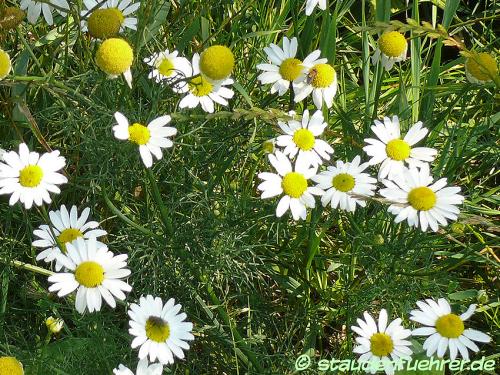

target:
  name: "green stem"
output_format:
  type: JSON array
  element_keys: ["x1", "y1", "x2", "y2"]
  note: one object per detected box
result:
[
  {"x1": 0, "y1": 258, "x2": 53, "y2": 276},
  {"x1": 204, "y1": 279, "x2": 264, "y2": 373},
  {"x1": 145, "y1": 168, "x2": 174, "y2": 237},
  {"x1": 102, "y1": 188, "x2": 163, "y2": 240}
]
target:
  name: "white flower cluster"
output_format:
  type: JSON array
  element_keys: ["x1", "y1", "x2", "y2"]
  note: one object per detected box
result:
[{"x1": 258, "y1": 114, "x2": 464, "y2": 232}]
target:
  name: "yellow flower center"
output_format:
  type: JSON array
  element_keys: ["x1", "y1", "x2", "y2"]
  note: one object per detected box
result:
[
  {"x1": 435, "y1": 314, "x2": 464, "y2": 338},
  {"x1": 279, "y1": 58, "x2": 303, "y2": 81},
  {"x1": 0, "y1": 49, "x2": 12, "y2": 79},
  {"x1": 19, "y1": 165, "x2": 43, "y2": 188},
  {"x1": 332, "y1": 173, "x2": 355, "y2": 192},
  {"x1": 370, "y1": 333, "x2": 394, "y2": 357},
  {"x1": 57, "y1": 228, "x2": 83, "y2": 254},
  {"x1": 466, "y1": 52, "x2": 498, "y2": 82},
  {"x1": 87, "y1": 8, "x2": 124, "y2": 39},
  {"x1": 385, "y1": 139, "x2": 411, "y2": 161},
  {"x1": 74, "y1": 261, "x2": 105, "y2": 288},
  {"x1": 292, "y1": 128, "x2": 315, "y2": 151},
  {"x1": 128, "y1": 123, "x2": 151, "y2": 145},
  {"x1": 281, "y1": 172, "x2": 308, "y2": 198},
  {"x1": 408, "y1": 187, "x2": 437, "y2": 211},
  {"x1": 199, "y1": 45, "x2": 234, "y2": 81},
  {"x1": 188, "y1": 75, "x2": 213, "y2": 97},
  {"x1": 378, "y1": 31, "x2": 407, "y2": 58},
  {"x1": 145, "y1": 316, "x2": 171, "y2": 342},
  {"x1": 0, "y1": 7, "x2": 25, "y2": 31},
  {"x1": 158, "y1": 58, "x2": 175, "y2": 77},
  {"x1": 308, "y1": 63, "x2": 336, "y2": 88},
  {"x1": 0, "y1": 356, "x2": 23, "y2": 375},
  {"x1": 95, "y1": 38, "x2": 134, "y2": 75}
]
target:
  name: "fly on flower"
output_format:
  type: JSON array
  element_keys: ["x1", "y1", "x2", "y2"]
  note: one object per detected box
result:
[
  {"x1": 294, "y1": 61, "x2": 338, "y2": 109},
  {"x1": 128, "y1": 295, "x2": 194, "y2": 365},
  {"x1": 257, "y1": 36, "x2": 326, "y2": 96}
]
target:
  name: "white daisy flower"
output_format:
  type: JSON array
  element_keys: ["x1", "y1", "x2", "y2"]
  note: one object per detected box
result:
[
  {"x1": 305, "y1": 0, "x2": 327, "y2": 16},
  {"x1": 0, "y1": 143, "x2": 67, "y2": 209},
  {"x1": 20, "y1": 0, "x2": 69, "y2": 25},
  {"x1": 257, "y1": 151, "x2": 323, "y2": 221},
  {"x1": 410, "y1": 298, "x2": 491, "y2": 360},
  {"x1": 113, "y1": 112, "x2": 177, "y2": 168},
  {"x1": 81, "y1": 0, "x2": 140, "y2": 39},
  {"x1": 380, "y1": 164, "x2": 464, "y2": 232},
  {"x1": 33, "y1": 205, "x2": 107, "y2": 271},
  {"x1": 363, "y1": 116, "x2": 437, "y2": 180},
  {"x1": 113, "y1": 358, "x2": 163, "y2": 375},
  {"x1": 179, "y1": 53, "x2": 234, "y2": 113},
  {"x1": 293, "y1": 60, "x2": 338, "y2": 109},
  {"x1": 352, "y1": 309, "x2": 413, "y2": 375},
  {"x1": 143, "y1": 49, "x2": 191, "y2": 90},
  {"x1": 276, "y1": 110, "x2": 333, "y2": 167},
  {"x1": 48, "y1": 237, "x2": 132, "y2": 314},
  {"x1": 128, "y1": 295, "x2": 194, "y2": 365},
  {"x1": 257, "y1": 36, "x2": 326, "y2": 96},
  {"x1": 372, "y1": 31, "x2": 408, "y2": 71},
  {"x1": 312, "y1": 155, "x2": 377, "y2": 211}
]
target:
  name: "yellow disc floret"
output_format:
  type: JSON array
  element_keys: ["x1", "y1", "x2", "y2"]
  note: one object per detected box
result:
[
  {"x1": 282, "y1": 172, "x2": 308, "y2": 198},
  {"x1": 332, "y1": 173, "x2": 355, "y2": 192},
  {"x1": 408, "y1": 187, "x2": 437, "y2": 211},
  {"x1": 279, "y1": 58, "x2": 303, "y2": 81},
  {"x1": 158, "y1": 58, "x2": 175, "y2": 77},
  {"x1": 435, "y1": 314, "x2": 464, "y2": 338},
  {"x1": 74, "y1": 261, "x2": 105, "y2": 288},
  {"x1": 370, "y1": 333, "x2": 394, "y2": 357},
  {"x1": 385, "y1": 139, "x2": 410, "y2": 161},
  {"x1": 466, "y1": 52, "x2": 498, "y2": 83},
  {"x1": 378, "y1": 31, "x2": 407, "y2": 58},
  {"x1": 145, "y1": 316, "x2": 171, "y2": 342},
  {"x1": 95, "y1": 38, "x2": 133, "y2": 75},
  {"x1": 188, "y1": 75, "x2": 213, "y2": 97},
  {"x1": 199, "y1": 45, "x2": 234, "y2": 81},
  {"x1": 19, "y1": 165, "x2": 43, "y2": 188},
  {"x1": 0, "y1": 49, "x2": 12, "y2": 79},
  {"x1": 293, "y1": 129, "x2": 315, "y2": 151},
  {"x1": 87, "y1": 8, "x2": 124, "y2": 39},
  {"x1": 309, "y1": 63, "x2": 336, "y2": 88},
  {"x1": 0, "y1": 356, "x2": 23, "y2": 375},
  {"x1": 57, "y1": 228, "x2": 83, "y2": 253},
  {"x1": 0, "y1": 7, "x2": 26, "y2": 31},
  {"x1": 128, "y1": 123, "x2": 151, "y2": 145}
]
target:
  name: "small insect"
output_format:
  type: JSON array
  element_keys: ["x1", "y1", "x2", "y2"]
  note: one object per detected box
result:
[{"x1": 307, "y1": 68, "x2": 318, "y2": 84}]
